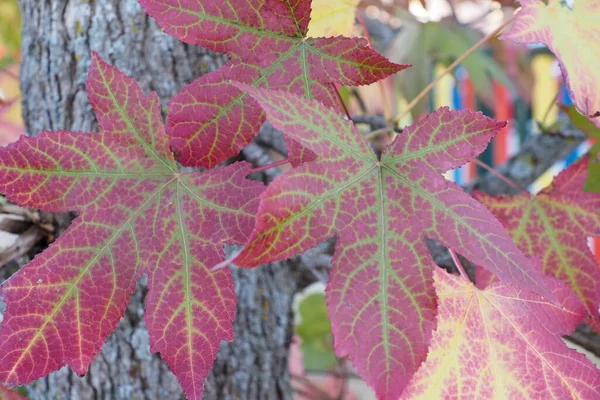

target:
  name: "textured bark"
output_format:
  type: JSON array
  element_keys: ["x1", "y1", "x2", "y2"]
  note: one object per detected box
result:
[{"x1": 16, "y1": 0, "x2": 297, "y2": 398}]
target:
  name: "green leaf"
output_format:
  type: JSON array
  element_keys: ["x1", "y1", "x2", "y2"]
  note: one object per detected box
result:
[{"x1": 295, "y1": 288, "x2": 337, "y2": 371}]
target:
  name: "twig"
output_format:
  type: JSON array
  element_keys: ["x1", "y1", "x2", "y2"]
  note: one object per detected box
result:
[
  {"x1": 0, "y1": 203, "x2": 41, "y2": 224},
  {"x1": 0, "y1": 226, "x2": 41, "y2": 267},
  {"x1": 363, "y1": 126, "x2": 395, "y2": 140},
  {"x1": 393, "y1": 13, "x2": 517, "y2": 125},
  {"x1": 471, "y1": 159, "x2": 530, "y2": 195},
  {"x1": 352, "y1": 114, "x2": 388, "y2": 130},
  {"x1": 249, "y1": 158, "x2": 290, "y2": 175}
]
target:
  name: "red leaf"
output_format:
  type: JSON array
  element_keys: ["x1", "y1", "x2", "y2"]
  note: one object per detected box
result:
[
  {"x1": 402, "y1": 268, "x2": 600, "y2": 399},
  {"x1": 475, "y1": 158, "x2": 600, "y2": 327},
  {"x1": 139, "y1": 0, "x2": 407, "y2": 168},
  {"x1": 229, "y1": 86, "x2": 552, "y2": 399},
  {"x1": 0, "y1": 54, "x2": 264, "y2": 400}
]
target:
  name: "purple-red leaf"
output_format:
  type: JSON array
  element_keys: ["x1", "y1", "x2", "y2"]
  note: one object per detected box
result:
[
  {"x1": 0, "y1": 54, "x2": 264, "y2": 400},
  {"x1": 139, "y1": 0, "x2": 407, "y2": 168},
  {"x1": 229, "y1": 86, "x2": 552, "y2": 399},
  {"x1": 402, "y1": 268, "x2": 600, "y2": 399},
  {"x1": 475, "y1": 158, "x2": 600, "y2": 327}
]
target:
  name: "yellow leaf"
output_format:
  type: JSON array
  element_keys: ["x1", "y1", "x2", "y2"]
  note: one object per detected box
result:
[
  {"x1": 307, "y1": 0, "x2": 359, "y2": 38},
  {"x1": 503, "y1": 0, "x2": 600, "y2": 118},
  {"x1": 401, "y1": 269, "x2": 600, "y2": 400}
]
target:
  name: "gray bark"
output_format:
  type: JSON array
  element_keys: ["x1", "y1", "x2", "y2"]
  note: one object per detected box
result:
[{"x1": 16, "y1": 0, "x2": 299, "y2": 398}]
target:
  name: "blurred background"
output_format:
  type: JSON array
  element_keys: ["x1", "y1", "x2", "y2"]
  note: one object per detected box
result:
[{"x1": 0, "y1": 0, "x2": 598, "y2": 399}]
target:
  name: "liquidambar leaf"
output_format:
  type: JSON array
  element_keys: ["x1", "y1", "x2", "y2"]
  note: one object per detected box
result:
[
  {"x1": 231, "y1": 86, "x2": 552, "y2": 399},
  {"x1": 0, "y1": 54, "x2": 264, "y2": 400},
  {"x1": 475, "y1": 158, "x2": 600, "y2": 327},
  {"x1": 306, "y1": 0, "x2": 360, "y2": 38},
  {"x1": 402, "y1": 268, "x2": 600, "y2": 399},
  {"x1": 502, "y1": 0, "x2": 600, "y2": 122},
  {"x1": 140, "y1": 0, "x2": 406, "y2": 168}
]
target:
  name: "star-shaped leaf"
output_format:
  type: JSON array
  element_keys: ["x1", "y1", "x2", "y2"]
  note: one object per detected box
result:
[
  {"x1": 229, "y1": 85, "x2": 552, "y2": 399},
  {"x1": 401, "y1": 268, "x2": 600, "y2": 400},
  {"x1": 502, "y1": 0, "x2": 600, "y2": 123},
  {"x1": 139, "y1": 0, "x2": 406, "y2": 168},
  {"x1": 0, "y1": 54, "x2": 264, "y2": 400},
  {"x1": 475, "y1": 158, "x2": 600, "y2": 327}
]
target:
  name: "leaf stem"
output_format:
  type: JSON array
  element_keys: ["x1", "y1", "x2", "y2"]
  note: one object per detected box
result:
[
  {"x1": 471, "y1": 159, "x2": 530, "y2": 195},
  {"x1": 249, "y1": 158, "x2": 290, "y2": 174},
  {"x1": 393, "y1": 13, "x2": 517, "y2": 125},
  {"x1": 539, "y1": 87, "x2": 562, "y2": 130},
  {"x1": 356, "y1": 11, "x2": 391, "y2": 121},
  {"x1": 333, "y1": 83, "x2": 352, "y2": 120},
  {"x1": 448, "y1": 249, "x2": 470, "y2": 281}
]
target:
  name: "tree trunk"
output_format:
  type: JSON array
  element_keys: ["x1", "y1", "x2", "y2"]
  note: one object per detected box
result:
[{"x1": 17, "y1": 1, "x2": 298, "y2": 398}]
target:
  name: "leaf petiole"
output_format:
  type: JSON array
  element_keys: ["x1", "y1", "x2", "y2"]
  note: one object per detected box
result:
[{"x1": 448, "y1": 248, "x2": 470, "y2": 282}]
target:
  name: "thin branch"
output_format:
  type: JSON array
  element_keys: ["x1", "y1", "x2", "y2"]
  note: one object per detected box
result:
[
  {"x1": 363, "y1": 126, "x2": 395, "y2": 140},
  {"x1": 393, "y1": 13, "x2": 517, "y2": 125},
  {"x1": 471, "y1": 159, "x2": 530, "y2": 195},
  {"x1": 249, "y1": 158, "x2": 290, "y2": 174}
]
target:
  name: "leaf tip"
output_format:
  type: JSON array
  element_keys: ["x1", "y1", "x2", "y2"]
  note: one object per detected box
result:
[{"x1": 89, "y1": 51, "x2": 109, "y2": 73}]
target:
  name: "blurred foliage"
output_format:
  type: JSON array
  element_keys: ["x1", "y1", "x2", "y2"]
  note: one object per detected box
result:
[
  {"x1": 390, "y1": 15, "x2": 514, "y2": 118},
  {"x1": 0, "y1": 0, "x2": 21, "y2": 64},
  {"x1": 586, "y1": 159, "x2": 600, "y2": 193},
  {"x1": 0, "y1": 0, "x2": 23, "y2": 146},
  {"x1": 294, "y1": 287, "x2": 337, "y2": 371},
  {"x1": 558, "y1": 105, "x2": 600, "y2": 144},
  {"x1": 559, "y1": 105, "x2": 600, "y2": 192}
]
